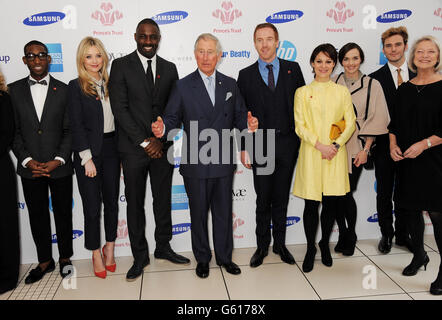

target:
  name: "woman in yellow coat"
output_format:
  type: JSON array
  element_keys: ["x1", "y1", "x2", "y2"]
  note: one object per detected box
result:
[{"x1": 292, "y1": 43, "x2": 356, "y2": 272}]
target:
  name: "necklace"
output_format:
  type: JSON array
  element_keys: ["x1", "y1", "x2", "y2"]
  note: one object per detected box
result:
[{"x1": 415, "y1": 84, "x2": 427, "y2": 93}]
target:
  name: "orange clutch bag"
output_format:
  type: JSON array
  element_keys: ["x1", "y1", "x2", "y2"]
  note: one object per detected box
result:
[{"x1": 330, "y1": 120, "x2": 345, "y2": 140}]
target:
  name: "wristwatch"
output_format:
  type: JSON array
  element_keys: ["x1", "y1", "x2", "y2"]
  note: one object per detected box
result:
[
  {"x1": 332, "y1": 142, "x2": 340, "y2": 150},
  {"x1": 426, "y1": 138, "x2": 432, "y2": 149}
]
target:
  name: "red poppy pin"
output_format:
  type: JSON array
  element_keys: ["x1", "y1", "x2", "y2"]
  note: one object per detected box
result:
[
  {"x1": 157, "y1": 75, "x2": 160, "y2": 79},
  {"x1": 96, "y1": 97, "x2": 100, "y2": 100},
  {"x1": 53, "y1": 87, "x2": 57, "y2": 91},
  {"x1": 288, "y1": 70, "x2": 292, "y2": 74},
  {"x1": 310, "y1": 96, "x2": 313, "y2": 99}
]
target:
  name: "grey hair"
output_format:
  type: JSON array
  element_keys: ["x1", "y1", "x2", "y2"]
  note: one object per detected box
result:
[
  {"x1": 194, "y1": 33, "x2": 222, "y2": 53},
  {"x1": 408, "y1": 35, "x2": 441, "y2": 73}
]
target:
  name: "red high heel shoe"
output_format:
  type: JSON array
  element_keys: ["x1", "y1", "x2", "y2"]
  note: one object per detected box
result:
[
  {"x1": 92, "y1": 254, "x2": 107, "y2": 279},
  {"x1": 102, "y1": 245, "x2": 117, "y2": 272}
]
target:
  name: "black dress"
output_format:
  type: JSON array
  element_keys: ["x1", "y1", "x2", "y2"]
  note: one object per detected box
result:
[
  {"x1": 0, "y1": 90, "x2": 19, "y2": 294},
  {"x1": 388, "y1": 80, "x2": 442, "y2": 212}
]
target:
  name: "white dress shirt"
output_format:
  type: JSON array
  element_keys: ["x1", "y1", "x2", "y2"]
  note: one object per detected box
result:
[
  {"x1": 22, "y1": 74, "x2": 65, "y2": 168},
  {"x1": 387, "y1": 61, "x2": 409, "y2": 89}
]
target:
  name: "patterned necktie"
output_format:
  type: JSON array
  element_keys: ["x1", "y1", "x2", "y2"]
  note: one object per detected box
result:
[
  {"x1": 28, "y1": 79, "x2": 47, "y2": 86},
  {"x1": 146, "y1": 59, "x2": 154, "y2": 92},
  {"x1": 396, "y1": 68, "x2": 403, "y2": 87},
  {"x1": 207, "y1": 76, "x2": 215, "y2": 106},
  {"x1": 266, "y1": 64, "x2": 275, "y2": 91}
]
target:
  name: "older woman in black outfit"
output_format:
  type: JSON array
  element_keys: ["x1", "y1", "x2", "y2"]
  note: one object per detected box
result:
[
  {"x1": 389, "y1": 35, "x2": 442, "y2": 295},
  {"x1": 0, "y1": 69, "x2": 19, "y2": 294}
]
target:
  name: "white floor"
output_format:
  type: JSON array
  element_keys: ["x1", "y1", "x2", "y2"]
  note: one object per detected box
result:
[{"x1": 1, "y1": 235, "x2": 440, "y2": 301}]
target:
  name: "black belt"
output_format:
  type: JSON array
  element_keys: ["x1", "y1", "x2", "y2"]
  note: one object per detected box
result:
[{"x1": 103, "y1": 131, "x2": 115, "y2": 138}]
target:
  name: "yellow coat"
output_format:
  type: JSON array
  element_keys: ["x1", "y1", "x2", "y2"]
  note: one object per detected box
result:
[{"x1": 292, "y1": 80, "x2": 356, "y2": 201}]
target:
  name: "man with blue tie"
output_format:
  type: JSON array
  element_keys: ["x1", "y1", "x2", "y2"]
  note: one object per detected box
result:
[
  {"x1": 237, "y1": 23, "x2": 305, "y2": 267},
  {"x1": 152, "y1": 33, "x2": 258, "y2": 278}
]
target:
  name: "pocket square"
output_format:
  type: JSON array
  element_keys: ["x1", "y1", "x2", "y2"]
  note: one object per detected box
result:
[{"x1": 225, "y1": 92, "x2": 232, "y2": 101}]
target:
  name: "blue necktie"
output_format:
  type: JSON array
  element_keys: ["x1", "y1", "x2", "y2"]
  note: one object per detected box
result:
[
  {"x1": 207, "y1": 76, "x2": 215, "y2": 106},
  {"x1": 266, "y1": 64, "x2": 275, "y2": 91}
]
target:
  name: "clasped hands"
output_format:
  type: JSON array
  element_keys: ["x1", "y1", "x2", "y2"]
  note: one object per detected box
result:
[
  {"x1": 390, "y1": 140, "x2": 426, "y2": 161},
  {"x1": 27, "y1": 159, "x2": 61, "y2": 178},
  {"x1": 316, "y1": 142, "x2": 339, "y2": 161}
]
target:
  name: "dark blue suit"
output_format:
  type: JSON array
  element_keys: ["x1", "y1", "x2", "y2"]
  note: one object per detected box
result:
[
  {"x1": 237, "y1": 58, "x2": 305, "y2": 249},
  {"x1": 163, "y1": 69, "x2": 248, "y2": 264}
]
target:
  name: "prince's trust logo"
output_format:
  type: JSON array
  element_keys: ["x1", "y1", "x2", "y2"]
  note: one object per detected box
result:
[
  {"x1": 91, "y1": 2, "x2": 124, "y2": 36},
  {"x1": 212, "y1": 1, "x2": 242, "y2": 34},
  {"x1": 326, "y1": 1, "x2": 354, "y2": 33}
]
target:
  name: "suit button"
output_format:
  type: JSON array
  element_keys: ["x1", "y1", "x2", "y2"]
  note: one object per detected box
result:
[{"x1": 37, "y1": 129, "x2": 43, "y2": 135}]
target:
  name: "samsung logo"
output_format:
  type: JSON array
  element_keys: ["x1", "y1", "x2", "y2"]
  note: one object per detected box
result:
[
  {"x1": 152, "y1": 11, "x2": 188, "y2": 25},
  {"x1": 271, "y1": 216, "x2": 301, "y2": 229},
  {"x1": 377, "y1": 10, "x2": 412, "y2": 23},
  {"x1": 52, "y1": 230, "x2": 83, "y2": 243},
  {"x1": 24, "y1": 12, "x2": 66, "y2": 26},
  {"x1": 266, "y1": 10, "x2": 303, "y2": 24},
  {"x1": 367, "y1": 213, "x2": 379, "y2": 223},
  {"x1": 172, "y1": 223, "x2": 191, "y2": 235},
  {"x1": 286, "y1": 216, "x2": 301, "y2": 226}
]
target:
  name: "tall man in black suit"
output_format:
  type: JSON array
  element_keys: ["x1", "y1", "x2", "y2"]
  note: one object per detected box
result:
[
  {"x1": 152, "y1": 33, "x2": 259, "y2": 278},
  {"x1": 109, "y1": 18, "x2": 190, "y2": 282},
  {"x1": 369, "y1": 26, "x2": 415, "y2": 254},
  {"x1": 10, "y1": 40, "x2": 73, "y2": 284},
  {"x1": 237, "y1": 23, "x2": 305, "y2": 267}
]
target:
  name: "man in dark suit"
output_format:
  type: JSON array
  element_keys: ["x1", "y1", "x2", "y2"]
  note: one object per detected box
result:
[
  {"x1": 10, "y1": 40, "x2": 73, "y2": 284},
  {"x1": 369, "y1": 26, "x2": 415, "y2": 254},
  {"x1": 152, "y1": 33, "x2": 259, "y2": 278},
  {"x1": 109, "y1": 18, "x2": 190, "y2": 282},
  {"x1": 237, "y1": 23, "x2": 305, "y2": 267}
]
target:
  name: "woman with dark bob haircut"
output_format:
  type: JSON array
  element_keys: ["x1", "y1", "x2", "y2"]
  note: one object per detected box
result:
[
  {"x1": 331, "y1": 43, "x2": 390, "y2": 256},
  {"x1": 292, "y1": 43, "x2": 356, "y2": 272}
]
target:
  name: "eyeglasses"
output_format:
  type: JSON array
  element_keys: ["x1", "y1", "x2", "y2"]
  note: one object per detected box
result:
[{"x1": 25, "y1": 52, "x2": 48, "y2": 61}]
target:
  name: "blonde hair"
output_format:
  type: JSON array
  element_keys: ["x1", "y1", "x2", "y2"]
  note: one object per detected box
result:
[
  {"x1": 408, "y1": 35, "x2": 441, "y2": 73},
  {"x1": 0, "y1": 69, "x2": 7, "y2": 93},
  {"x1": 76, "y1": 37, "x2": 109, "y2": 98},
  {"x1": 381, "y1": 26, "x2": 408, "y2": 46}
]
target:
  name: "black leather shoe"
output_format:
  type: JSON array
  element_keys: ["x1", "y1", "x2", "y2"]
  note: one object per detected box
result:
[
  {"x1": 378, "y1": 235, "x2": 393, "y2": 254},
  {"x1": 126, "y1": 260, "x2": 149, "y2": 282},
  {"x1": 430, "y1": 280, "x2": 442, "y2": 295},
  {"x1": 273, "y1": 245, "x2": 295, "y2": 265},
  {"x1": 25, "y1": 259, "x2": 55, "y2": 284},
  {"x1": 250, "y1": 248, "x2": 268, "y2": 268},
  {"x1": 302, "y1": 246, "x2": 317, "y2": 273},
  {"x1": 402, "y1": 253, "x2": 429, "y2": 276},
  {"x1": 196, "y1": 262, "x2": 210, "y2": 278},
  {"x1": 395, "y1": 237, "x2": 414, "y2": 253},
  {"x1": 154, "y1": 248, "x2": 191, "y2": 265},
  {"x1": 221, "y1": 262, "x2": 241, "y2": 275},
  {"x1": 59, "y1": 259, "x2": 73, "y2": 278},
  {"x1": 319, "y1": 241, "x2": 332, "y2": 267},
  {"x1": 342, "y1": 233, "x2": 357, "y2": 257},
  {"x1": 334, "y1": 233, "x2": 346, "y2": 253}
]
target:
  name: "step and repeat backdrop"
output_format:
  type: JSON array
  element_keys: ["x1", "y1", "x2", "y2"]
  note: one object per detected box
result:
[{"x1": 1, "y1": 0, "x2": 440, "y2": 263}]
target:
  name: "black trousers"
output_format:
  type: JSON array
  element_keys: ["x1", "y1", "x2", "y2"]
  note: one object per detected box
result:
[
  {"x1": 0, "y1": 154, "x2": 19, "y2": 293},
  {"x1": 336, "y1": 162, "x2": 363, "y2": 238},
  {"x1": 21, "y1": 175, "x2": 73, "y2": 263},
  {"x1": 183, "y1": 175, "x2": 233, "y2": 265},
  {"x1": 252, "y1": 133, "x2": 298, "y2": 249},
  {"x1": 373, "y1": 134, "x2": 408, "y2": 240},
  {"x1": 74, "y1": 135, "x2": 120, "y2": 251},
  {"x1": 303, "y1": 196, "x2": 344, "y2": 247},
  {"x1": 121, "y1": 152, "x2": 173, "y2": 265}
]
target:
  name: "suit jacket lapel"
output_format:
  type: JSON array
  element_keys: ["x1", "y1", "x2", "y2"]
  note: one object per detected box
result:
[
  {"x1": 212, "y1": 72, "x2": 225, "y2": 124},
  {"x1": 22, "y1": 78, "x2": 40, "y2": 126},
  {"x1": 191, "y1": 70, "x2": 213, "y2": 120},
  {"x1": 252, "y1": 61, "x2": 266, "y2": 110},
  {"x1": 129, "y1": 50, "x2": 152, "y2": 96},
  {"x1": 39, "y1": 76, "x2": 55, "y2": 124},
  {"x1": 153, "y1": 56, "x2": 163, "y2": 98}
]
